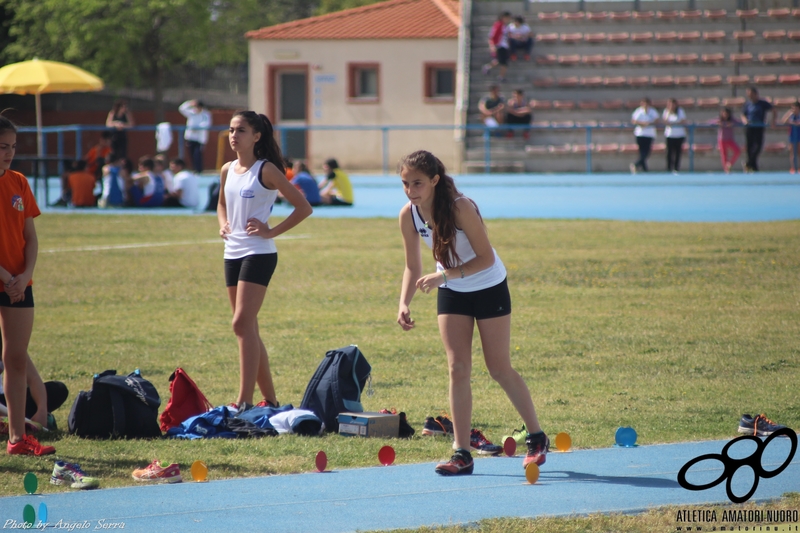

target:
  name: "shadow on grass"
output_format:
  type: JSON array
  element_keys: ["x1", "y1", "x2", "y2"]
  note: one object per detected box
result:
[{"x1": 540, "y1": 470, "x2": 680, "y2": 489}]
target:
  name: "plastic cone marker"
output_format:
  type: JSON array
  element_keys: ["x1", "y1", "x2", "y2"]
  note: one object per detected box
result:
[
  {"x1": 190, "y1": 460, "x2": 208, "y2": 482},
  {"x1": 23, "y1": 472, "x2": 37, "y2": 494},
  {"x1": 615, "y1": 426, "x2": 637, "y2": 447},
  {"x1": 315, "y1": 451, "x2": 328, "y2": 472},
  {"x1": 555, "y1": 432, "x2": 572, "y2": 452},
  {"x1": 378, "y1": 446, "x2": 395, "y2": 466},
  {"x1": 22, "y1": 504, "x2": 35, "y2": 527},
  {"x1": 503, "y1": 436, "x2": 517, "y2": 457},
  {"x1": 525, "y1": 463, "x2": 540, "y2": 484},
  {"x1": 38, "y1": 503, "x2": 48, "y2": 523}
]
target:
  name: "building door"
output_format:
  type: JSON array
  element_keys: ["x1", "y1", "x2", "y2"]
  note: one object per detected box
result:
[{"x1": 273, "y1": 68, "x2": 308, "y2": 160}]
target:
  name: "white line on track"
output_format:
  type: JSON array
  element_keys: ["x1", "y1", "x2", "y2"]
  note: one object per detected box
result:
[{"x1": 42, "y1": 234, "x2": 310, "y2": 253}]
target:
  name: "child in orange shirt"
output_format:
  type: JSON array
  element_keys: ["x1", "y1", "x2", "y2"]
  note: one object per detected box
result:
[
  {"x1": 0, "y1": 113, "x2": 55, "y2": 456},
  {"x1": 84, "y1": 131, "x2": 113, "y2": 181}
]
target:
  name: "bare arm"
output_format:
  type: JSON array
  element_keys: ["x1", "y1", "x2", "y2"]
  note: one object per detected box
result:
[
  {"x1": 217, "y1": 163, "x2": 231, "y2": 239},
  {"x1": 5, "y1": 217, "x2": 38, "y2": 304},
  {"x1": 397, "y1": 205, "x2": 422, "y2": 331},
  {"x1": 247, "y1": 162, "x2": 312, "y2": 239}
]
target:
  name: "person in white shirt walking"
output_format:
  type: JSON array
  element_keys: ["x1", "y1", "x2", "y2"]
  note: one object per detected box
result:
[
  {"x1": 662, "y1": 99, "x2": 688, "y2": 174},
  {"x1": 179, "y1": 100, "x2": 212, "y2": 174},
  {"x1": 630, "y1": 98, "x2": 661, "y2": 173}
]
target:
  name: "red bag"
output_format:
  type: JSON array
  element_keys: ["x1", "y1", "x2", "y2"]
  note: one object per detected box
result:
[{"x1": 159, "y1": 368, "x2": 213, "y2": 432}]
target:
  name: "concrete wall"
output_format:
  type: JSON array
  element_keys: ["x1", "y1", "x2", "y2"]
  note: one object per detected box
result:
[{"x1": 248, "y1": 38, "x2": 459, "y2": 171}]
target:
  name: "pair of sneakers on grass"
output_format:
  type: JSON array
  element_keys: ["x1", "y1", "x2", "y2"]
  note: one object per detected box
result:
[{"x1": 423, "y1": 416, "x2": 548, "y2": 476}]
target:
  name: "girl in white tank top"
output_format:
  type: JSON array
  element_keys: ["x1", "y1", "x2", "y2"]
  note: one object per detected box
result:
[
  {"x1": 217, "y1": 111, "x2": 312, "y2": 410},
  {"x1": 396, "y1": 150, "x2": 549, "y2": 476}
]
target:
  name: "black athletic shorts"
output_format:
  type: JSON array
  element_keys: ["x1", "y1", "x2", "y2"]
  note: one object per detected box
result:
[
  {"x1": 496, "y1": 47, "x2": 510, "y2": 66},
  {"x1": 437, "y1": 278, "x2": 511, "y2": 319},
  {"x1": 224, "y1": 253, "x2": 278, "y2": 288},
  {"x1": 0, "y1": 286, "x2": 34, "y2": 308}
]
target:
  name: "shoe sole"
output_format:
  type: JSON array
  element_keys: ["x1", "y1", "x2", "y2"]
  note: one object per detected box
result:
[
  {"x1": 132, "y1": 475, "x2": 182, "y2": 483},
  {"x1": 51, "y1": 476, "x2": 100, "y2": 489},
  {"x1": 737, "y1": 426, "x2": 782, "y2": 437},
  {"x1": 435, "y1": 465, "x2": 474, "y2": 476},
  {"x1": 523, "y1": 455, "x2": 547, "y2": 469},
  {"x1": 421, "y1": 428, "x2": 451, "y2": 437},
  {"x1": 475, "y1": 446, "x2": 503, "y2": 456}
]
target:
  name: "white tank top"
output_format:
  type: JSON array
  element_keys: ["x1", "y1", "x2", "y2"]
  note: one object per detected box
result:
[
  {"x1": 223, "y1": 160, "x2": 279, "y2": 259},
  {"x1": 409, "y1": 198, "x2": 507, "y2": 292}
]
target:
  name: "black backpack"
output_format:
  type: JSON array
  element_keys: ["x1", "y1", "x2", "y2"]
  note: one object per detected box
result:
[
  {"x1": 68, "y1": 369, "x2": 162, "y2": 439},
  {"x1": 300, "y1": 345, "x2": 371, "y2": 433}
]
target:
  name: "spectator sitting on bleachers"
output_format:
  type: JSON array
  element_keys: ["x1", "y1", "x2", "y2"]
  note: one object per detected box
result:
[
  {"x1": 505, "y1": 89, "x2": 533, "y2": 139},
  {"x1": 128, "y1": 156, "x2": 165, "y2": 207},
  {"x1": 479, "y1": 85, "x2": 505, "y2": 128},
  {"x1": 508, "y1": 16, "x2": 533, "y2": 61},
  {"x1": 482, "y1": 11, "x2": 511, "y2": 82}
]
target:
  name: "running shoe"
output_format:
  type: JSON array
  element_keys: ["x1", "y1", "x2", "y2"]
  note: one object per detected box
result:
[
  {"x1": 132, "y1": 460, "x2": 182, "y2": 483},
  {"x1": 422, "y1": 415, "x2": 453, "y2": 437},
  {"x1": 51, "y1": 461, "x2": 100, "y2": 489},
  {"x1": 7, "y1": 434, "x2": 55, "y2": 456},
  {"x1": 255, "y1": 399, "x2": 280, "y2": 408},
  {"x1": 522, "y1": 431, "x2": 549, "y2": 469},
  {"x1": 501, "y1": 424, "x2": 528, "y2": 448},
  {"x1": 738, "y1": 414, "x2": 788, "y2": 437},
  {"x1": 469, "y1": 428, "x2": 503, "y2": 456},
  {"x1": 435, "y1": 449, "x2": 474, "y2": 476}
]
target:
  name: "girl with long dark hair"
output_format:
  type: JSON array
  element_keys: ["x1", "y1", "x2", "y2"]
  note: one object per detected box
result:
[
  {"x1": 218, "y1": 111, "x2": 312, "y2": 409},
  {"x1": 396, "y1": 150, "x2": 548, "y2": 475}
]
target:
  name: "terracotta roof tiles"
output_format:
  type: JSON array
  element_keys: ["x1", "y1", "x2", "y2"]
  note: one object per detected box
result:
[{"x1": 246, "y1": 0, "x2": 460, "y2": 41}]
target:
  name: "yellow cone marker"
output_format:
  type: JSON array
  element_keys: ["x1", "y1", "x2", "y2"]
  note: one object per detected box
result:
[
  {"x1": 525, "y1": 462, "x2": 540, "y2": 484},
  {"x1": 190, "y1": 460, "x2": 208, "y2": 482},
  {"x1": 555, "y1": 432, "x2": 572, "y2": 452}
]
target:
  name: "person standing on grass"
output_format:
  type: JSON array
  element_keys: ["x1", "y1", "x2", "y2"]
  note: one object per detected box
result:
[
  {"x1": 630, "y1": 97, "x2": 660, "y2": 174},
  {"x1": 218, "y1": 111, "x2": 312, "y2": 410},
  {"x1": 781, "y1": 101, "x2": 800, "y2": 174},
  {"x1": 0, "y1": 114, "x2": 55, "y2": 456},
  {"x1": 395, "y1": 150, "x2": 548, "y2": 476}
]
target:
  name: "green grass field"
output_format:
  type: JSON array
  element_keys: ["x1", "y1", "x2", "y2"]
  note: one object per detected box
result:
[{"x1": 1, "y1": 214, "x2": 798, "y2": 530}]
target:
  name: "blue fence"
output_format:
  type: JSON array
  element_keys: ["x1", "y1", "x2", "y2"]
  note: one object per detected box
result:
[{"x1": 15, "y1": 122, "x2": 748, "y2": 175}]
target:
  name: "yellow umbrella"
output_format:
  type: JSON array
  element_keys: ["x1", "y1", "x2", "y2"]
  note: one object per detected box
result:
[{"x1": 0, "y1": 58, "x2": 104, "y2": 159}]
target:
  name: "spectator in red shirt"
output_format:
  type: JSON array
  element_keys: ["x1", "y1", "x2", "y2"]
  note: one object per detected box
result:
[{"x1": 482, "y1": 12, "x2": 511, "y2": 82}]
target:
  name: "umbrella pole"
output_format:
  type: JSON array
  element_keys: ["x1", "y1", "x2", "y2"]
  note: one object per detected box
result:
[{"x1": 35, "y1": 92, "x2": 45, "y2": 185}]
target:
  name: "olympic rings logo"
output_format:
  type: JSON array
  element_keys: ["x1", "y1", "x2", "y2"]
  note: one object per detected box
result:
[{"x1": 677, "y1": 427, "x2": 797, "y2": 504}]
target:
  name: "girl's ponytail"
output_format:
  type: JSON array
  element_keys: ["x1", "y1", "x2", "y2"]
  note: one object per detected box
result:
[{"x1": 232, "y1": 110, "x2": 286, "y2": 174}]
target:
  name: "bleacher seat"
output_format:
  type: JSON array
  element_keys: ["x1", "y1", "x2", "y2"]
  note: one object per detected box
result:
[
  {"x1": 697, "y1": 97, "x2": 721, "y2": 108},
  {"x1": 551, "y1": 121, "x2": 575, "y2": 128},
  {"x1": 607, "y1": 32, "x2": 630, "y2": 43},
  {"x1": 698, "y1": 75, "x2": 722, "y2": 86},
  {"x1": 779, "y1": 74, "x2": 800, "y2": 85},
  {"x1": 533, "y1": 77, "x2": 555, "y2": 87},
  {"x1": 631, "y1": 32, "x2": 654, "y2": 43},
  {"x1": 677, "y1": 31, "x2": 701, "y2": 42},
  {"x1": 605, "y1": 54, "x2": 628, "y2": 65},
  {"x1": 594, "y1": 143, "x2": 620, "y2": 153},
  {"x1": 692, "y1": 144, "x2": 715, "y2": 154},
  {"x1": 599, "y1": 121, "x2": 623, "y2": 127},
  {"x1": 701, "y1": 53, "x2": 725, "y2": 64},
  {"x1": 774, "y1": 97, "x2": 798, "y2": 107},
  {"x1": 652, "y1": 98, "x2": 668, "y2": 108},
  {"x1": 628, "y1": 76, "x2": 650, "y2": 87},
  {"x1": 651, "y1": 76, "x2": 674, "y2": 87},
  {"x1": 532, "y1": 121, "x2": 551, "y2": 128},
  {"x1": 723, "y1": 97, "x2": 746, "y2": 106},
  {"x1": 624, "y1": 100, "x2": 641, "y2": 109},
  {"x1": 632, "y1": 11, "x2": 654, "y2": 20},
  {"x1": 652, "y1": 143, "x2": 666, "y2": 154},
  {"x1": 537, "y1": 12, "x2": 561, "y2": 22},
  {"x1": 730, "y1": 53, "x2": 753, "y2": 64},
  {"x1": 733, "y1": 30, "x2": 756, "y2": 41},
  {"x1": 788, "y1": 31, "x2": 800, "y2": 41},
  {"x1": 703, "y1": 31, "x2": 726, "y2": 42},
  {"x1": 558, "y1": 55, "x2": 582, "y2": 66},
  {"x1": 529, "y1": 100, "x2": 552, "y2": 110},
  {"x1": 601, "y1": 100, "x2": 624, "y2": 109},
  {"x1": 629, "y1": 54, "x2": 652, "y2": 65},
  {"x1": 680, "y1": 10, "x2": 703, "y2": 20},
  {"x1": 653, "y1": 53, "x2": 675, "y2": 64},
  {"x1": 676, "y1": 53, "x2": 699, "y2": 64},
  {"x1": 704, "y1": 9, "x2": 728, "y2": 20},
  {"x1": 586, "y1": 11, "x2": 608, "y2": 21},
  {"x1": 582, "y1": 54, "x2": 605, "y2": 66},
  {"x1": 536, "y1": 33, "x2": 559, "y2": 44},
  {"x1": 767, "y1": 8, "x2": 791, "y2": 18},
  {"x1": 619, "y1": 144, "x2": 639, "y2": 153},
  {"x1": 584, "y1": 32, "x2": 607, "y2": 44},
  {"x1": 677, "y1": 97, "x2": 695, "y2": 108},
  {"x1": 754, "y1": 74, "x2": 778, "y2": 85},
  {"x1": 764, "y1": 142, "x2": 787, "y2": 153},
  {"x1": 763, "y1": 30, "x2": 787, "y2": 41},
  {"x1": 736, "y1": 9, "x2": 759, "y2": 19},
  {"x1": 580, "y1": 76, "x2": 604, "y2": 87},
  {"x1": 675, "y1": 75, "x2": 698, "y2": 86},
  {"x1": 656, "y1": 10, "x2": 680, "y2": 20},
  {"x1": 549, "y1": 145, "x2": 572, "y2": 154},
  {"x1": 727, "y1": 75, "x2": 750, "y2": 86},
  {"x1": 603, "y1": 76, "x2": 627, "y2": 87},
  {"x1": 793, "y1": 8, "x2": 800, "y2": 18},
  {"x1": 557, "y1": 76, "x2": 580, "y2": 87},
  {"x1": 609, "y1": 11, "x2": 631, "y2": 21},
  {"x1": 784, "y1": 53, "x2": 800, "y2": 64},
  {"x1": 525, "y1": 145, "x2": 549, "y2": 155},
  {"x1": 655, "y1": 32, "x2": 677, "y2": 42},
  {"x1": 759, "y1": 52, "x2": 783, "y2": 64},
  {"x1": 553, "y1": 101, "x2": 576, "y2": 110},
  {"x1": 560, "y1": 33, "x2": 583, "y2": 44},
  {"x1": 571, "y1": 144, "x2": 592, "y2": 154},
  {"x1": 562, "y1": 12, "x2": 585, "y2": 21},
  {"x1": 535, "y1": 55, "x2": 557, "y2": 66}
]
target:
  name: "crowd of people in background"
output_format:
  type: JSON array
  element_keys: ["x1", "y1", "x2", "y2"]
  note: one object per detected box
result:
[{"x1": 479, "y1": 85, "x2": 800, "y2": 174}]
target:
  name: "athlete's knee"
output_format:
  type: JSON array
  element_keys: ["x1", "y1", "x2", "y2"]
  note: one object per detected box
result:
[
  {"x1": 448, "y1": 359, "x2": 471, "y2": 382},
  {"x1": 231, "y1": 314, "x2": 257, "y2": 337}
]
